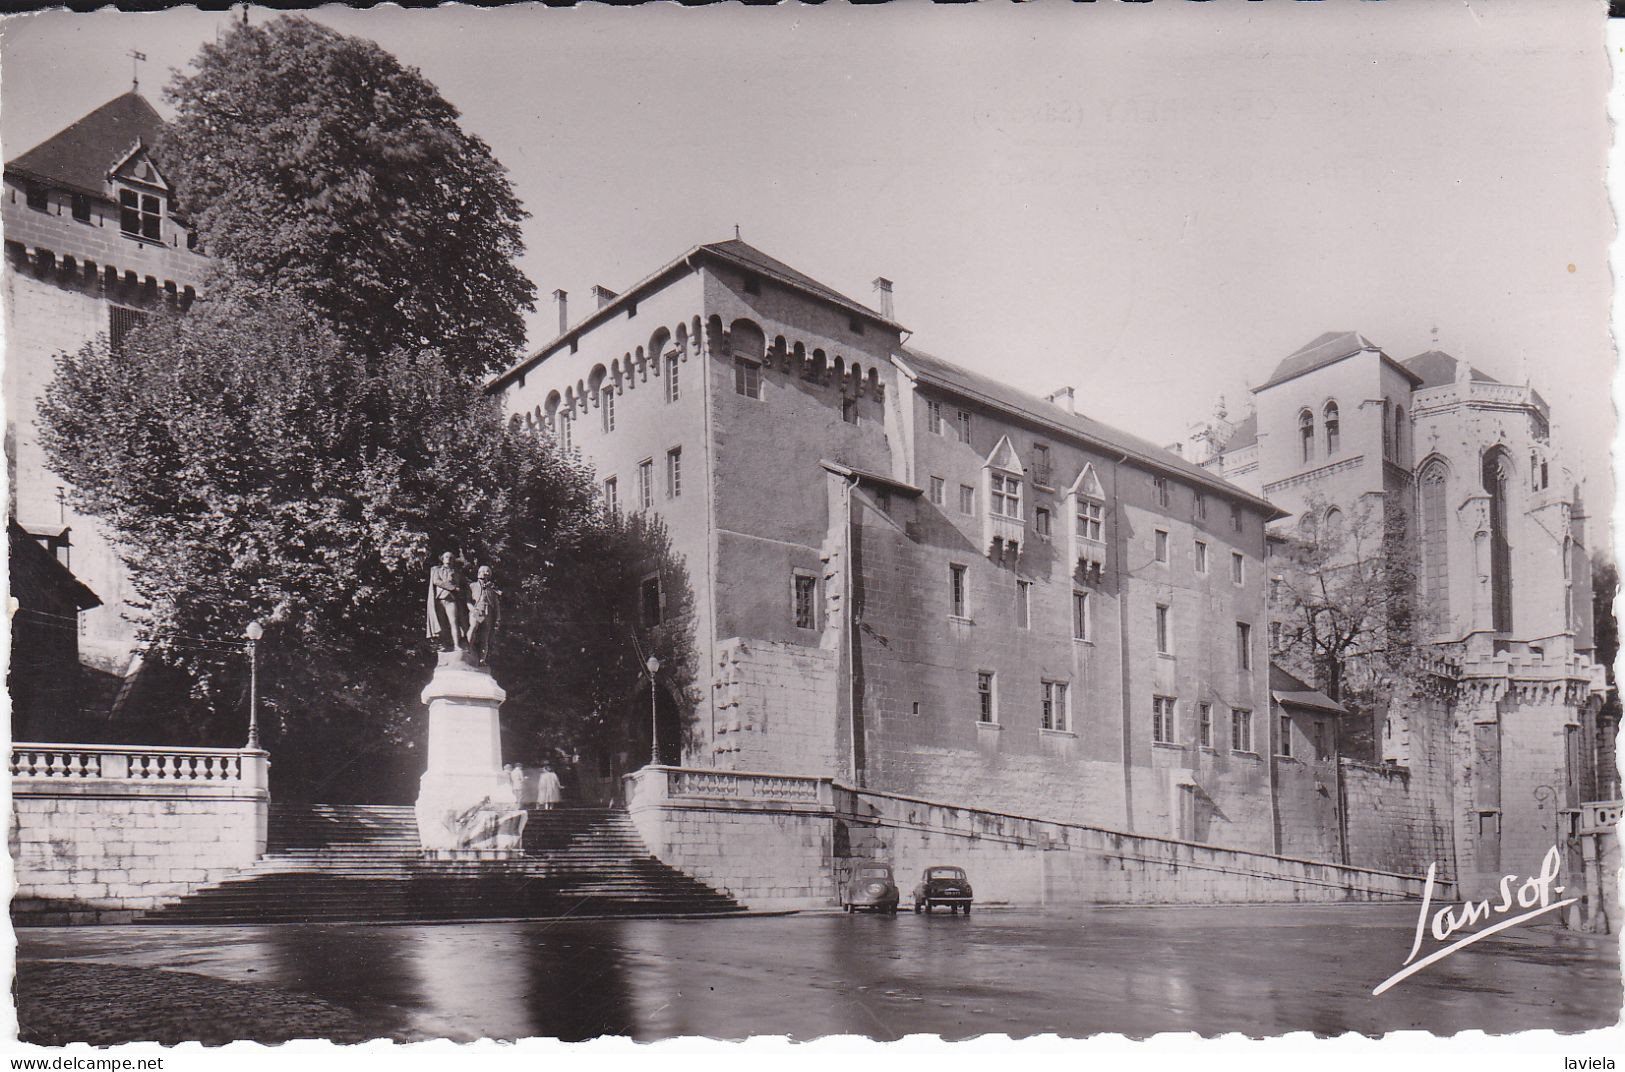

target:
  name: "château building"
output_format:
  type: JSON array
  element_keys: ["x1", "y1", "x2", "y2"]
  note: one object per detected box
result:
[
  {"x1": 4, "y1": 91, "x2": 208, "y2": 722},
  {"x1": 1198, "y1": 330, "x2": 1615, "y2": 894},
  {"x1": 490, "y1": 240, "x2": 1383, "y2": 855}
]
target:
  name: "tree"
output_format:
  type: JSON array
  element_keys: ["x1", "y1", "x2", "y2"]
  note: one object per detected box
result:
[
  {"x1": 159, "y1": 15, "x2": 535, "y2": 381},
  {"x1": 1270, "y1": 494, "x2": 1423, "y2": 757},
  {"x1": 1591, "y1": 552, "x2": 1620, "y2": 796},
  {"x1": 38, "y1": 297, "x2": 693, "y2": 800}
]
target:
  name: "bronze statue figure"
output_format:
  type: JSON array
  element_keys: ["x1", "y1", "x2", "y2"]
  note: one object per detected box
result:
[
  {"x1": 426, "y1": 551, "x2": 469, "y2": 651},
  {"x1": 467, "y1": 564, "x2": 502, "y2": 665}
]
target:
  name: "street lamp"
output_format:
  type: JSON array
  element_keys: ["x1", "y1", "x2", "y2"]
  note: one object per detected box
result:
[
  {"x1": 645, "y1": 654, "x2": 662, "y2": 766},
  {"x1": 244, "y1": 620, "x2": 264, "y2": 751}
]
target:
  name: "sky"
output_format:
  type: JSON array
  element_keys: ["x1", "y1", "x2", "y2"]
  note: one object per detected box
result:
[{"x1": 1, "y1": 0, "x2": 1615, "y2": 532}]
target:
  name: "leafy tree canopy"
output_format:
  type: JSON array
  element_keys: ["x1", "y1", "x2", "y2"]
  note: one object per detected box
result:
[
  {"x1": 39, "y1": 298, "x2": 691, "y2": 800},
  {"x1": 159, "y1": 15, "x2": 535, "y2": 380}
]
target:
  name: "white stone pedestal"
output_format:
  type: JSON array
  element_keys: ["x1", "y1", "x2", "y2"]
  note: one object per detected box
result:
[{"x1": 414, "y1": 650, "x2": 513, "y2": 851}]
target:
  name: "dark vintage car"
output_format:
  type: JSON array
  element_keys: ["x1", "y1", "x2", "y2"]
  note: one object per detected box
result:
[
  {"x1": 842, "y1": 861, "x2": 901, "y2": 914},
  {"x1": 912, "y1": 865, "x2": 974, "y2": 914}
]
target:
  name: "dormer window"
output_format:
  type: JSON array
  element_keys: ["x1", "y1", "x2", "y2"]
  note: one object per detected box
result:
[
  {"x1": 1066, "y1": 463, "x2": 1108, "y2": 583},
  {"x1": 982, "y1": 436, "x2": 1026, "y2": 558},
  {"x1": 119, "y1": 188, "x2": 161, "y2": 241}
]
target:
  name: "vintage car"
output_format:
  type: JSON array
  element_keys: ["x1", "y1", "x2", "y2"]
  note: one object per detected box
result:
[
  {"x1": 842, "y1": 861, "x2": 901, "y2": 914},
  {"x1": 912, "y1": 865, "x2": 974, "y2": 914}
]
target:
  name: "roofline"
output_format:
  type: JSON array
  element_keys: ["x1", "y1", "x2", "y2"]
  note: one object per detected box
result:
[
  {"x1": 487, "y1": 242, "x2": 906, "y2": 394},
  {"x1": 1251, "y1": 343, "x2": 1424, "y2": 394},
  {"x1": 820, "y1": 459, "x2": 923, "y2": 497},
  {"x1": 4, "y1": 162, "x2": 113, "y2": 202},
  {"x1": 894, "y1": 354, "x2": 1289, "y2": 521},
  {"x1": 1272, "y1": 690, "x2": 1347, "y2": 716}
]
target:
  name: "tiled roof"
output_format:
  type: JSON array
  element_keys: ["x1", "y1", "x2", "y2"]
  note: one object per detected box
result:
[
  {"x1": 1219, "y1": 412, "x2": 1257, "y2": 452},
  {"x1": 1269, "y1": 663, "x2": 1346, "y2": 715},
  {"x1": 1256, "y1": 331, "x2": 1380, "y2": 391},
  {"x1": 1403, "y1": 349, "x2": 1499, "y2": 389},
  {"x1": 6, "y1": 92, "x2": 166, "y2": 199},
  {"x1": 699, "y1": 239, "x2": 897, "y2": 329},
  {"x1": 898, "y1": 344, "x2": 1284, "y2": 517}
]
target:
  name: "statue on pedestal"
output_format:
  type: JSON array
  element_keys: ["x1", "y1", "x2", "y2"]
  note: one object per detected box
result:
[
  {"x1": 466, "y1": 565, "x2": 501, "y2": 665},
  {"x1": 426, "y1": 551, "x2": 469, "y2": 652}
]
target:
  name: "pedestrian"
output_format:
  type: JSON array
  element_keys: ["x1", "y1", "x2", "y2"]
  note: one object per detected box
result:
[{"x1": 536, "y1": 763, "x2": 562, "y2": 810}]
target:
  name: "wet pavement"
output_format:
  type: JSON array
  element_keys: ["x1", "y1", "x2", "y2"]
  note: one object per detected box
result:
[{"x1": 15, "y1": 904, "x2": 1621, "y2": 1042}]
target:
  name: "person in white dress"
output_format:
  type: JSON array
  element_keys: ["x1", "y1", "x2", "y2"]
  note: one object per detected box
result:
[{"x1": 536, "y1": 764, "x2": 562, "y2": 810}]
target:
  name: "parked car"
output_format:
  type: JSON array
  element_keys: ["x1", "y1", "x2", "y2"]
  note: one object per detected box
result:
[
  {"x1": 843, "y1": 861, "x2": 901, "y2": 914},
  {"x1": 912, "y1": 865, "x2": 974, "y2": 914}
]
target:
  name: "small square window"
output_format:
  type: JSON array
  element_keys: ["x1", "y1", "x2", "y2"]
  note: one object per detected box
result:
[
  {"x1": 848, "y1": 316, "x2": 864, "y2": 335},
  {"x1": 1231, "y1": 552, "x2": 1245, "y2": 585},
  {"x1": 959, "y1": 484, "x2": 976, "y2": 515},
  {"x1": 1232, "y1": 708, "x2": 1253, "y2": 753},
  {"x1": 1016, "y1": 580, "x2": 1032, "y2": 630},
  {"x1": 744, "y1": 275, "x2": 761, "y2": 296},
  {"x1": 1154, "y1": 529, "x2": 1169, "y2": 563},
  {"x1": 71, "y1": 193, "x2": 91, "y2": 223},
  {"x1": 1194, "y1": 540, "x2": 1208, "y2": 574},
  {"x1": 25, "y1": 182, "x2": 48, "y2": 212},
  {"x1": 1035, "y1": 507, "x2": 1052, "y2": 538}
]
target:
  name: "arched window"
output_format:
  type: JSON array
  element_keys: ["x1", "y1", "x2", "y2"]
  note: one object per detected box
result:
[
  {"x1": 1393, "y1": 406, "x2": 1405, "y2": 464},
  {"x1": 1323, "y1": 507, "x2": 1344, "y2": 542},
  {"x1": 1482, "y1": 447, "x2": 1514, "y2": 633},
  {"x1": 1324, "y1": 402, "x2": 1340, "y2": 456},
  {"x1": 1299, "y1": 410, "x2": 1315, "y2": 464},
  {"x1": 1563, "y1": 536, "x2": 1574, "y2": 630},
  {"x1": 1419, "y1": 460, "x2": 1450, "y2": 632}
]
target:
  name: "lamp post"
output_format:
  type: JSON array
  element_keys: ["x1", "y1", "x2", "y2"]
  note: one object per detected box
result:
[
  {"x1": 244, "y1": 620, "x2": 264, "y2": 750},
  {"x1": 645, "y1": 654, "x2": 662, "y2": 765}
]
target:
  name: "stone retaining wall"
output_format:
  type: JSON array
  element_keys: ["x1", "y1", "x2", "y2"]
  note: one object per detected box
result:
[
  {"x1": 9, "y1": 744, "x2": 270, "y2": 925},
  {"x1": 625, "y1": 766, "x2": 1442, "y2": 910}
]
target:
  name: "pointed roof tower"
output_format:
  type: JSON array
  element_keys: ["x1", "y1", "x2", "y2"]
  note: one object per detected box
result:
[{"x1": 7, "y1": 92, "x2": 167, "y2": 198}]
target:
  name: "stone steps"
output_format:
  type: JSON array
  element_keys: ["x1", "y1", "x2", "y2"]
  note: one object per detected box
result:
[{"x1": 137, "y1": 804, "x2": 744, "y2": 924}]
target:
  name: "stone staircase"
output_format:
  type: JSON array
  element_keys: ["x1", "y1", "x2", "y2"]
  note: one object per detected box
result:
[{"x1": 137, "y1": 804, "x2": 745, "y2": 924}]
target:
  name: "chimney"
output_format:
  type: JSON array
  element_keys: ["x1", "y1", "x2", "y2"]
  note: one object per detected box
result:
[
  {"x1": 1046, "y1": 386, "x2": 1076, "y2": 414},
  {"x1": 592, "y1": 285, "x2": 619, "y2": 309},
  {"x1": 552, "y1": 289, "x2": 569, "y2": 336},
  {"x1": 872, "y1": 277, "x2": 894, "y2": 321}
]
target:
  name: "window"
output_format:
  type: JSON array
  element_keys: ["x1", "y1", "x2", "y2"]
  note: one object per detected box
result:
[
  {"x1": 842, "y1": 395, "x2": 858, "y2": 424},
  {"x1": 1154, "y1": 529, "x2": 1169, "y2": 563},
  {"x1": 1153, "y1": 475, "x2": 1169, "y2": 507},
  {"x1": 950, "y1": 564, "x2": 968, "y2": 618},
  {"x1": 666, "y1": 447, "x2": 682, "y2": 499},
  {"x1": 119, "y1": 188, "x2": 161, "y2": 240},
  {"x1": 603, "y1": 477, "x2": 618, "y2": 516},
  {"x1": 1194, "y1": 493, "x2": 1206, "y2": 522},
  {"x1": 1072, "y1": 591, "x2": 1091, "y2": 641},
  {"x1": 734, "y1": 357, "x2": 761, "y2": 399},
  {"x1": 1324, "y1": 402, "x2": 1340, "y2": 455},
  {"x1": 1016, "y1": 580, "x2": 1032, "y2": 629},
  {"x1": 666, "y1": 353, "x2": 680, "y2": 402},
  {"x1": 977, "y1": 672, "x2": 997, "y2": 723},
  {"x1": 1076, "y1": 499, "x2": 1103, "y2": 541},
  {"x1": 640, "y1": 575, "x2": 662, "y2": 625},
  {"x1": 1032, "y1": 443, "x2": 1053, "y2": 487},
  {"x1": 959, "y1": 484, "x2": 976, "y2": 515},
  {"x1": 1231, "y1": 708, "x2": 1253, "y2": 753},
  {"x1": 927, "y1": 400, "x2": 945, "y2": 435},
  {"x1": 559, "y1": 414, "x2": 573, "y2": 452},
  {"x1": 602, "y1": 389, "x2": 616, "y2": 433},
  {"x1": 71, "y1": 192, "x2": 91, "y2": 223},
  {"x1": 1324, "y1": 508, "x2": 1343, "y2": 540},
  {"x1": 1299, "y1": 410, "x2": 1315, "y2": 464},
  {"x1": 848, "y1": 316, "x2": 866, "y2": 335},
  {"x1": 956, "y1": 409, "x2": 972, "y2": 445},
  {"x1": 1194, "y1": 540, "x2": 1209, "y2": 574},
  {"x1": 1393, "y1": 405, "x2": 1405, "y2": 462},
  {"x1": 1231, "y1": 552, "x2": 1245, "y2": 585},
  {"x1": 1278, "y1": 713, "x2": 1294, "y2": 758},
  {"x1": 1035, "y1": 507, "x2": 1052, "y2": 538},
  {"x1": 1042, "y1": 681, "x2": 1069, "y2": 732},
  {"x1": 108, "y1": 305, "x2": 147, "y2": 353},
  {"x1": 1483, "y1": 448, "x2": 1513, "y2": 632},
  {"x1": 1198, "y1": 703, "x2": 1213, "y2": 748},
  {"x1": 1153, "y1": 697, "x2": 1176, "y2": 744},
  {"x1": 636, "y1": 459, "x2": 654, "y2": 510},
  {"x1": 929, "y1": 477, "x2": 945, "y2": 506},
  {"x1": 1155, "y1": 604, "x2": 1171, "y2": 654},
  {"x1": 1230, "y1": 504, "x2": 1242, "y2": 533},
  {"x1": 1237, "y1": 622, "x2": 1252, "y2": 670},
  {"x1": 990, "y1": 473, "x2": 1022, "y2": 519},
  {"x1": 25, "y1": 182, "x2": 48, "y2": 212},
  {"x1": 794, "y1": 573, "x2": 818, "y2": 630}
]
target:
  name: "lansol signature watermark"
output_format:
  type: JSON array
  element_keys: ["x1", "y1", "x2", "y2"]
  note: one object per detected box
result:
[{"x1": 1372, "y1": 845, "x2": 1579, "y2": 996}]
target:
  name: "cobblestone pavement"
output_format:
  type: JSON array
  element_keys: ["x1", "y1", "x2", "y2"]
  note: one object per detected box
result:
[{"x1": 14, "y1": 904, "x2": 1622, "y2": 1043}]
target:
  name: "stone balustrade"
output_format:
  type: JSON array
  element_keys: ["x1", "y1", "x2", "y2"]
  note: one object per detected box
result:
[{"x1": 11, "y1": 743, "x2": 268, "y2": 789}]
